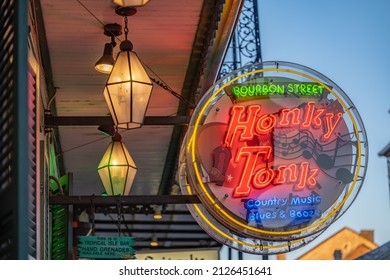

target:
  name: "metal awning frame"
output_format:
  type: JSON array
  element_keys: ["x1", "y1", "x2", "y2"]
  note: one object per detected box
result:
[{"x1": 49, "y1": 194, "x2": 200, "y2": 206}]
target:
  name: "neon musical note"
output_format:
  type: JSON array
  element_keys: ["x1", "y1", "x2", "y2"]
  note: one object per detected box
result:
[
  {"x1": 273, "y1": 129, "x2": 306, "y2": 160},
  {"x1": 298, "y1": 132, "x2": 359, "y2": 185}
]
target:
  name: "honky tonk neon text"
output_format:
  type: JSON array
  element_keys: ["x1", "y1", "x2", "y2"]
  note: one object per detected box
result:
[{"x1": 223, "y1": 102, "x2": 341, "y2": 197}]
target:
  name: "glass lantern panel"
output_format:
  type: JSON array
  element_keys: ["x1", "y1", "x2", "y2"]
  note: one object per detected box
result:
[
  {"x1": 118, "y1": 122, "x2": 142, "y2": 130},
  {"x1": 103, "y1": 87, "x2": 116, "y2": 123},
  {"x1": 109, "y1": 165, "x2": 129, "y2": 195},
  {"x1": 129, "y1": 52, "x2": 151, "y2": 83},
  {"x1": 113, "y1": 0, "x2": 150, "y2": 7},
  {"x1": 108, "y1": 51, "x2": 130, "y2": 84},
  {"x1": 131, "y1": 82, "x2": 153, "y2": 123},
  {"x1": 110, "y1": 142, "x2": 129, "y2": 165},
  {"x1": 106, "y1": 82, "x2": 131, "y2": 124},
  {"x1": 98, "y1": 168, "x2": 113, "y2": 195},
  {"x1": 122, "y1": 144, "x2": 136, "y2": 167},
  {"x1": 123, "y1": 166, "x2": 137, "y2": 195},
  {"x1": 97, "y1": 142, "x2": 113, "y2": 169}
]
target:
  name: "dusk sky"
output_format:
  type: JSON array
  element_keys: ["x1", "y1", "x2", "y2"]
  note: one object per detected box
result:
[{"x1": 256, "y1": 0, "x2": 390, "y2": 259}]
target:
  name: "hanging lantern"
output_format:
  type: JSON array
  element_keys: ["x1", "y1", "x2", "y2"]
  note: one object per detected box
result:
[
  {"x1": 113, "y1": 0, "x2": 151, "y2": 7},
  {"x1": 103, "y1": 7, "x2": 153, "y2": 129},
  {"x1": 97, "y1": 133, "x2": 137, "y2": 195}
]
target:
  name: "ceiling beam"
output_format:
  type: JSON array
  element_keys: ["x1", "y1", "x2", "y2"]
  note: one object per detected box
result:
[
  {"x1": 135, "y1": 245, "x2": 220, "y2": 251},
  {"x1": 49, "y1": 195, "x2": 201, "y2": 206},
  {"x1": 94, "y1": 228, "x2": 208, "y2": 234},
  {"x1": 135, "y1": 237, "x2": 215, "y2": 243},
  {"x1": 94, "y1": 220, "x2": 200, "y2": 225},
  {"x1": 44, "y1": 115, "x2": 190, "y2": 126},
  {"x1": 75, "y1": 206, "x2": 193, "y2": 215}
]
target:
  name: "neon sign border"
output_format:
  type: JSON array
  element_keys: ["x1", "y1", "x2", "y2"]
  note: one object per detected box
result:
[{"x1": 186, "y1": 64, "x2": 363, "y2": 238}]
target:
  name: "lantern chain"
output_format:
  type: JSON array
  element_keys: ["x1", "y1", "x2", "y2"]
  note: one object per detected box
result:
[
  {"x1": 117, "y1": 200, "x2": 122, "y2": 236},
  {"x1": 90, "y1": 197, "x2": 96, "y2": 236},
  {"x1": 124, "y1": 16, "x2": 129, "y2": 41}
]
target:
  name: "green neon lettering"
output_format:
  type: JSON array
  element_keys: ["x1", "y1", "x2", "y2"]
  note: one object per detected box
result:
[
  {"x1": 248, "y1": 86, "x2": 255, "y2": 96},
  {"x1": 241, "y1": 86, "x2": 247, "y2": 97},
  {"x1": 233, "y1": 86, "x2": 240, "y2": 96},
  {"x1": 294, "y1": 83, "x2": 299, "y2": 93},
  {"x1": 312, "y1": 84, "x2": 318, "y2": 94},
  {"x1": 306, "y1": 84, "x2": 312, "y2": 94},
  {"x1": 263, "y1": 85, "x2": 268, "y2": 94},
  {"x1": 269, "y1": 84, "x2": 276, "y2": 94},
  {"x1": 300, "y1": 84, "x2": 306, "y2": 94},
  {"x1": 277, "y1": 84, "x2": 285, "y2": 94},
  {"x1": 256, "y1": 85, "x2": 261, "y2": 96},
  {"x1": 261, "y1": 85, "x2": 267, "y2": 95},
  {"x1": 287, "y1": 84, "x2": 293, "y2": 93},
  {"x1": 234, "y1": 83, "x2": 325, "y2": 98}
]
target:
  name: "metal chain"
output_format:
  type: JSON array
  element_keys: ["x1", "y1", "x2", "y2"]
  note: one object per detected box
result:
[
  {"x1": 117, "y1": 200, "x2": 122, "y2": 236},
  {"x1": 90, "y1": 197, "x2": 96, "y2": 236},
  {"x1": 124, "y1": 16, "x2": 129, "y2": 40}
]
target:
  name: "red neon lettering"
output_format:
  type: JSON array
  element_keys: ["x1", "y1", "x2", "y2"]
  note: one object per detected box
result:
[
  {"x1": 225, "y1": 105, "x2": 261, "y2": 148},
  {"x1": 253, "y1": 168, "x2": 275, "y2": 189},
  {"x1": 233, "y1": 146, "x2": 272, "y2": 197},
  {"x1": 301, "y1": 102, "x2": 325, "y2": 129},
  {"x1": 312, "y1": 108, "x2": 324, "y2": 128},
  {"x1": 279, "y1": 108, "x2": 301, "y2": 127},
  {"x1": 216, "y1": 104, "x2": 340, "y2": 195},
  {"x1": 322, "y1": 112, "x2": 343, "y2": 141},
  {"x1": 294, "y1": 162, "x2": 319, "y2": 191},
  {"x1": 274, "y1": 164, "x2": 298, "y2": 184},
  {"x1": 301, "y1": 102, "x2": 315, "y2": 129},
  {"x1": 256, "y1": 114, "x2": 277, "y2": 134}
]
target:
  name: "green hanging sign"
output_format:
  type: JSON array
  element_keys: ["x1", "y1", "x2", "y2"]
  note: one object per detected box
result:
[{"x1": 78, "y1": 236, "x2": 135, "y2": 259}]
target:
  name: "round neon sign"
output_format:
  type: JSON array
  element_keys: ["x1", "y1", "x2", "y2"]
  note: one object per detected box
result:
[{"x1": 179, "y1": 61, "x2": 368, "y2": 254}]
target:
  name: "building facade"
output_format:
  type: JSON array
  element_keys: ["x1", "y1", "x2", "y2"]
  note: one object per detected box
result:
[{"x1": 0, "y1": 0, "x2": 252, "y2": 260}]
